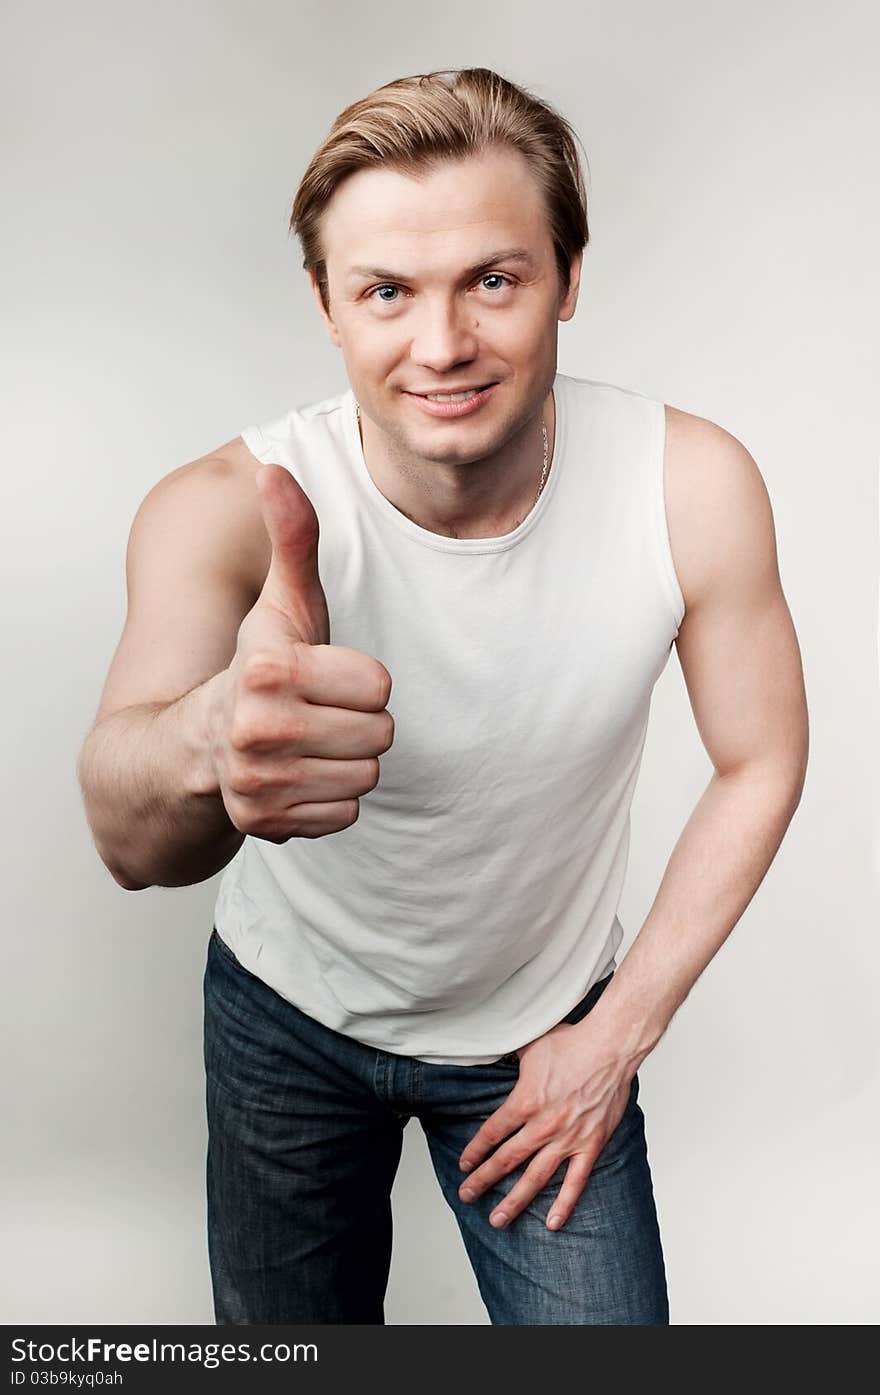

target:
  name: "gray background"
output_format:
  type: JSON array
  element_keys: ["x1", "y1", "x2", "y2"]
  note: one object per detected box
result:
[{"x1": 3, "y1": 0, "x2": 878, "y2": 1324}]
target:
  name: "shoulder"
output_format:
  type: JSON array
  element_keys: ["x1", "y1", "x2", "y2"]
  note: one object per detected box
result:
[
  {"x1": 137, "y1": 434, "x2": 271, "y2": 602},
  {"x1": 662, "y1": 402, "x2": 781, "y2": 615}
]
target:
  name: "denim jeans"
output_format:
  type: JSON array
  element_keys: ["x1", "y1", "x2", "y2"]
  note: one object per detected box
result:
[{"x1": 203, "y1": 926, "x2": 669, "y2": 1325}]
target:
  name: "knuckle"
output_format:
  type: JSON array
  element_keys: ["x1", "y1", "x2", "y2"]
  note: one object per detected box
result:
[
  {"x1": 224, "y1": 795, "x2": 269, "y2": 836},
  {"x1": 226, "y1": 761, "x2": 263, "y2": 797},
  {"x1": 233, "y1": 714, "x2": 308, "y2": 755},
  {"x1": 242, "y1": 647, "x2": 302, "y2": 694},
  {"x1": 363, "y1": 757, "x2": 381, "y2": 792},
  {"x1": 241, "y1": 653, "x2": 284, "y2": 691},
  {"x1": 526, "y1": 1119, "x2": 553, "y2": 1149},
  {"x1": 284, "y1": 715, "x2": 309, "y2": 749},
  {"x1": 246, "y1": 807, "x2": 279, "y2": 837},
  {"x1": 256, "y1": 809, "x2": 299, "y2": 843},
  {"x1": 227, "y1": 717, "x2": 258, "y2": 753}
]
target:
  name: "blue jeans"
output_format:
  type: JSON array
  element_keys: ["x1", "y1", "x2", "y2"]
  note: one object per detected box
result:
[{"x1": 203, "y1": 926, "x2": 669, "y2": 1325}]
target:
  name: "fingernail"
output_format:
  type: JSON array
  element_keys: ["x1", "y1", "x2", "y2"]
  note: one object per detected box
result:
[
  {"x1": 547, "y1": 1213, "x2": 563, "y2": 1230},
  {"x1": 460, "y1": 1187, "x2": 475, "y2": 1202},
  {"x1": 460, "y1": 1159, "x2": 473, "y2": 1172},
  {"x1": 490, "y1": 1210, "x2": 509, "y2": 1228}
]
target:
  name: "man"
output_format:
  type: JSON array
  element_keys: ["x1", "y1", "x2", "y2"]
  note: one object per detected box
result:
[{"x1": 78, "y1": 67, "x2": 809, "y2": 1325}]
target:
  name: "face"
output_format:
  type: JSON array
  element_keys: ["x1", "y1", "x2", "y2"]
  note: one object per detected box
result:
[{"x1": 309, "y1": 145, "x2": 582, "y2": 468}]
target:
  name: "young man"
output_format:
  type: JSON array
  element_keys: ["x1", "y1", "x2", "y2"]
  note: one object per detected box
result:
[{"x1": 78, "y1": 68, "x2": 809, "y2": 1325}]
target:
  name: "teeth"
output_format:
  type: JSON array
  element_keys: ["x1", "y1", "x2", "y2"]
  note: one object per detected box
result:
[{"x1": 424, "y1": 389, "x2": 481, "y2": 402}]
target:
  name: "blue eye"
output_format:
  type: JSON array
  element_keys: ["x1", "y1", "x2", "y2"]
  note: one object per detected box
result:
[{"x1": 367, "y1": 273, "x2": 513, "y2": 304}]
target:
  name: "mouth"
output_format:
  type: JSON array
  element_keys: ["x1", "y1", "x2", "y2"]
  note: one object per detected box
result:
[
  {"x1": 404, "y1": 382, "x2": 498, "y2": 418},
  {"x1": 408, "y1": 383, "x2": 496, "y2": 400}
]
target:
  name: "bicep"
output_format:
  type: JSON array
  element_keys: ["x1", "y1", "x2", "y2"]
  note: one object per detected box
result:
[
  {"x1": 667, "y1": 412, "x2": 809, "y2": 781},
  {"x1": 93, "y1": 455, "x2": 262, "y2": 724}
]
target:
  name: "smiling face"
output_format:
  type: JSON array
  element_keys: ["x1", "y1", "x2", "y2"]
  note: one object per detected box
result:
[{"x1": 309, "y1": 144, "x2": 582, "y2": 470}]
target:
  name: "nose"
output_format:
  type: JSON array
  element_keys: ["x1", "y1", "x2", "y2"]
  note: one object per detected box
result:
[{"x1": 410, "y1": 296, "x2": 479, "y2": 374}]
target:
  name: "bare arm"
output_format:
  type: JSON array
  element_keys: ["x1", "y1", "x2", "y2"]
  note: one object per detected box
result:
[
  {"x1": 584, "y1": 406, "x2": 810, "y2": 1059},
  {"x1": 77, "y1": 443, "x2": 268, "y2": 890}
]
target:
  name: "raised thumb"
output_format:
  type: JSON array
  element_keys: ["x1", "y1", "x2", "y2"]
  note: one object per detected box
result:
[{"x1": 255, "y1": 463, "x2": 330, "y2": 646}]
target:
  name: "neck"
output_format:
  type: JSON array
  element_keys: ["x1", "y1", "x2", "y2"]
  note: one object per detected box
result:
[{"x1": 356, "y1": 388, "x2": 556, "y2": 540}]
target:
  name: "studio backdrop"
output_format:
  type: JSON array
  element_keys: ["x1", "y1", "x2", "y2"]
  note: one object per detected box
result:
[{"x1": 2, "y1": 0, "x2": 878, "y2": 1324}]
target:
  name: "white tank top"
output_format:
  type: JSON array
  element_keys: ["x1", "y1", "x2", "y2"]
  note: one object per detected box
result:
[{"x1": 213, "y1": 371, "x2": 684, "y2": 1064}]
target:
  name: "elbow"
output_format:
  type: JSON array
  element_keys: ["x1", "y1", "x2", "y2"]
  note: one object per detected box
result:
[
  {"x1": 766, "y1": 755, "x2": 808, "y2": 814},
  {"x1": 112, "y1": 870, "x2": 151, "y2": 892},
  {"x1": 85, "y1": 821, "x2": 151, "y2": 891},
  {"x1": 96, "y1": 846, "x2": 151, "y2": 892},
  {"x1": 763, "y1": 720, "x2": 810, "y2": 811},
  {"x1": 716, "y1": 750, "x2": 808, "y2": 814}
]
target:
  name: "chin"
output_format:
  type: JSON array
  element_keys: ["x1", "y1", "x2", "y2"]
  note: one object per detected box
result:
[{"x1": 422, "y1": 441, "x2": 506, "y2": 468}]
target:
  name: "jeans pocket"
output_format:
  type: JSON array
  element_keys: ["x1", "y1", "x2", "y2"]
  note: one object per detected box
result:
[
  {"x1": 210, "y1": 926, "x2": 251, "y2": 975},
  {"x1": 562, "y1": 971, "x2": 615, "y2": 1028},
  {"x1": 494, "y1": 1051, "x2": 521, "y2": 1069}
]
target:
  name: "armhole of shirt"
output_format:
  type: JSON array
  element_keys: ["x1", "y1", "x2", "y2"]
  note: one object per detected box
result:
[
  {"x1": 239, "y1": 424, "x2": 273, "y2": 464},
  {"x1": 651, "y1": 398, "x2": 686, "y2": 636}
]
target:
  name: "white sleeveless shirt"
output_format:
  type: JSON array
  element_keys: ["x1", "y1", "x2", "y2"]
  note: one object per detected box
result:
[{"x1": 212, "y1": 371, "x2": 684, "y2": 1064}]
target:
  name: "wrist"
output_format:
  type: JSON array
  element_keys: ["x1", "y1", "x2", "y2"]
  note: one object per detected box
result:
[
  {"x1": 178, "y1": 671, "x2": 226, "y2": 800},
  {"x1": 574, "y1": 977, "x2": 670, "y2": 1073}
]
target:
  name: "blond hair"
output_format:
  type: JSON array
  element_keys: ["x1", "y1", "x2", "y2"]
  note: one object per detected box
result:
[{"x1": 290, "y1": 67, "x2": 589, "y2": 313}]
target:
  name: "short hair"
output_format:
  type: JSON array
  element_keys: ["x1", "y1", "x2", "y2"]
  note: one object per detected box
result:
[{"x1": 290, "y1": 66, "x2": 589, "y2": 314}]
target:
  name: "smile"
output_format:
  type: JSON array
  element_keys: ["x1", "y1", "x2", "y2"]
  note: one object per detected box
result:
[{"x1": 404, "y1": 383, "x2": 498, "y2": 418}]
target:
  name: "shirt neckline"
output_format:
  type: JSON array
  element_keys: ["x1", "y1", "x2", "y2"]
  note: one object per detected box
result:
[{"x1": 340, "y1": 373, "x2": 568, "y2": 554}]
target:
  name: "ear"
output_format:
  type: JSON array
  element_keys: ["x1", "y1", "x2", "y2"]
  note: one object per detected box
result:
[
  {"x1": 558, "y1": 250, "x2": 583, "y2": 323},
  {"x1": 308, "y1": 268, "x2": 342, "y2": 348}
]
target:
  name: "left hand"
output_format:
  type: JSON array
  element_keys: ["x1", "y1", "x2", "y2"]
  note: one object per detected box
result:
[{"x1": 457, "y1": 1017, "x2": 635, "y2": 1232}]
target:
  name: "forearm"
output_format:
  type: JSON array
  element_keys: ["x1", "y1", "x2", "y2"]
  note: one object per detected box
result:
[
  {"x1": 77, "y1": 672, "x2": 244, "y2": 890},
  {"x1": 583, "y1": 762, "x2": 804, "y2": 1070}
]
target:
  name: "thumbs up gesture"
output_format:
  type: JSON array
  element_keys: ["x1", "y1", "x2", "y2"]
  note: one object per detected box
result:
[{"x1": 208, "y1": 463, "x2": 394, "y2": 842}]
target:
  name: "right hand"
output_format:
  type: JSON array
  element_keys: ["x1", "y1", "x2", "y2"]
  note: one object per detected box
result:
[{"x1": 208, "y1": 462, "x2": 394, "y2": 842}]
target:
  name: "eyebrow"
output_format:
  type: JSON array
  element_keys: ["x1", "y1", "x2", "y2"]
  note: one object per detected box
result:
[{"x1": 345, "y1": 248, "x2": 538, "y2": 283}]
